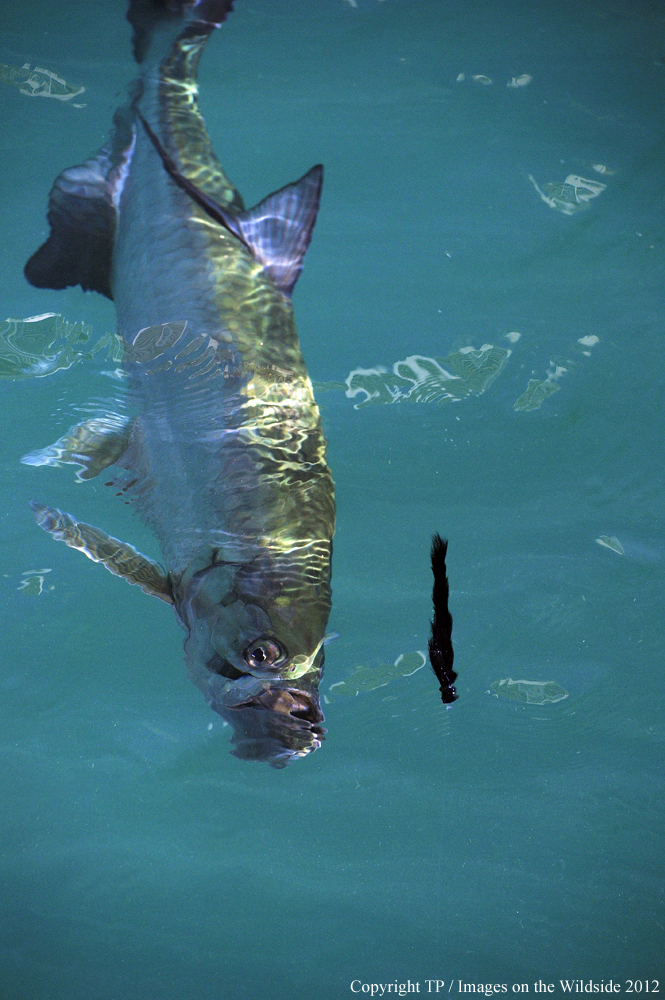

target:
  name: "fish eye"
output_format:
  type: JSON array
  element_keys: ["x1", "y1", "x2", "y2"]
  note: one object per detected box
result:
[{"x1": 244, "y1": 638, "x2": 286, "y2": 671}]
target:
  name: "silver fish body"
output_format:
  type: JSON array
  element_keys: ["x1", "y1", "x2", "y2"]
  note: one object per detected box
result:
[{"x1": 24, "y1": 1, "x2": 335, "y2": 765}]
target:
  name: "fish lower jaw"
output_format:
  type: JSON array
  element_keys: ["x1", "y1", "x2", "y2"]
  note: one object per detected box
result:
[
  {"x1": 212, "y1": 677, "x2": 323, "y2": 726},
  {"x1": 249, "y1": 686, "x2": 324, "y2": 725}
]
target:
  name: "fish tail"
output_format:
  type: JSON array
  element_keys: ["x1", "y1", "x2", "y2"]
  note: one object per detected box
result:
[
  {"x1": 129, "y1": 0, "x2": 245, "y2": 214},
  {"x1": 24, "y1": 0, "x2": 241, "y2": 298},
  {"x1": 127, "y1": 0, "x2": 236, "y2": 64}
]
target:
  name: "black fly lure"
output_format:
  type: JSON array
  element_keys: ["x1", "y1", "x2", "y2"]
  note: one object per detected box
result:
[{"x1": 428, "y1": 534, "x2": 458, "y2": 704}]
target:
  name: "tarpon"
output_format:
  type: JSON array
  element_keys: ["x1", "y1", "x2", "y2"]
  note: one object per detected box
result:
[{"x1": 23, "y1": 0, "x2": 335, "y2": 766}]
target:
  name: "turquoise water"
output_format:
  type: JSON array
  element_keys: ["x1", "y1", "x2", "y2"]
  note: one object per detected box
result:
[{"x1": 1, "y1": 0, "x2": 664, "y2": 996}]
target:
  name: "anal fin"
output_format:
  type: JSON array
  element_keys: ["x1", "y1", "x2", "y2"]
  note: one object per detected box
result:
[
  {"x1": 229, "y1": 165, "x2": 323, "y2": 295},
  {"x1": 30, "y1": 501, "x2": 173, "y2": 603},
  {"x1": 138, "y1": 113, "x2": 322, "y2": 295},
  {"x1": 22, "y1": 415, "x2": 132, "y2": 482}
]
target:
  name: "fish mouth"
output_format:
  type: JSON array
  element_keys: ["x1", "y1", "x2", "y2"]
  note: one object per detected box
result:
[
  {"x1": 199, "y1": 652, "x2": 326, "y2": 764},
  {"x1": 240, "y1": 685, "x2": 324, "y2": 725},
  {"x1": 205, "y1": 654, "x2": 322, "y2": 717},
  {"x1": 221, "y1": 684, "x2": 326, "y2": 767}
]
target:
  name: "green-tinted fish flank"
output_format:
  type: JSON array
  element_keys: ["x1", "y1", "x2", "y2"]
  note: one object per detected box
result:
[
  {"x1": 23, "y1": 0, "x2": 335, "y2": 765},
  {"x1": 157, "y1": 32, "x2": 244, "y2": 212}
]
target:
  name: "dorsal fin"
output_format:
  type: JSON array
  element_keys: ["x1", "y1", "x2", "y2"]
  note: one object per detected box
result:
[{"x1": 24, "y1": 108, "x2": 135, "y2": 300}]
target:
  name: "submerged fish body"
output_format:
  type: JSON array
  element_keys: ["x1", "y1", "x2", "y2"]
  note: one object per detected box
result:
[{"x1": 24, "y1": 0, "x2": 335, "y2": 765}]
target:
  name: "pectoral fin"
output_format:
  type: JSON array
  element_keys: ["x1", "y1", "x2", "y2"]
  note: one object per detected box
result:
[
  {"x1": 30, "y1": 500, "x2": 173, "y2": 603},
  {"x1": 22, "y1": 415, "x2": 132, "y2": 481}
]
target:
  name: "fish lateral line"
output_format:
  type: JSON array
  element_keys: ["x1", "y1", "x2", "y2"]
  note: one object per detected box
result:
[
  {"x1": 136, "y1": 110, "x2": 249, "y2": 249},
  {"x1": 136, "y1": 110, "x2": 323, "y2": 297}
]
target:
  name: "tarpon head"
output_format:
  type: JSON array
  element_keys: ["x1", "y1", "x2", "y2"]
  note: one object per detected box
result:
[{"x1": 175, "y1": 552, "x2": 331, "y2": 766}]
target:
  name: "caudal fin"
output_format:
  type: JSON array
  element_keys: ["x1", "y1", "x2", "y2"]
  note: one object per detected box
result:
[{"x1": 127, "y1": 0, "x2": 236, "y2": 62}]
